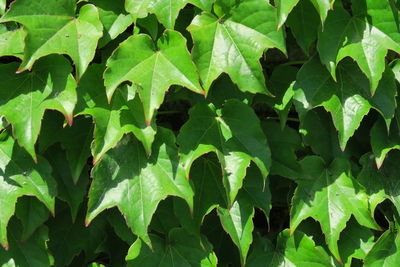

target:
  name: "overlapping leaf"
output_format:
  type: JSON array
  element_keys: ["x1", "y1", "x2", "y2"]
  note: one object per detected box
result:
[
  {"x1": 104, "y1": 30, "x2": 203, "y2": 123},
  {"x1": 188, "y1": 0, "x2": 286, "y2": 95},
  {"x1": 177, "y1": 100, "x2": 271, "y2": 205},
  {"x1": 86, "y1": 128, "x2": 194, "y2": 246},
  {"x1": 0, "y1": 24, "x2": 25, "y2": 58},
  {"x1": 318, "y1": 1, "x2": 400, "y2": 94},
  {"x1": 1, "y1": 0, "x2": 103, "y2": 77}
]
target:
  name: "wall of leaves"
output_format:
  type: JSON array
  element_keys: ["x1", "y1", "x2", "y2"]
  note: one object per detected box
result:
[{"x1": 0, "y1": 0, "x2": 400, "y2": 266}]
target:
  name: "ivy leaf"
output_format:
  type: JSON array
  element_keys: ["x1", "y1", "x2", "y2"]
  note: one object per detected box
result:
[
  {"x1": 125, "y1": 0, "x2": 214, "y2": 28},
  {"x1": 286, "y1": 0, "x2": 320, "y2": 55},
  {"x1": 364, "y1": 227, "x2": 400, "y2": 266},
  {"x1": 126, "y1": 228, "x2": 217, "y2": 266},
  {"x1": 247, "y1": 230, "x2": 335, "y2": 266},
  {"x1": 0, "y1": 24, "x2": 26, "y2": 59},
  {"x1": 317, "y1": 2, "x2": 400, "y2": 94},
  {"x1": 188, "y1": 0, "x2": 286, "y2": 95},
  {"x1": 290, "y1": 156, "x2": 379, "y2": 261},
  {"x1": 0, "y1": 135, "x2": 57, "y2": 249},
  {"x1": 358, "y1": 152, "x2": 400, "y2": 217},
  {"x1": 104, "y1": 30, "x2": 202, "y2": 123},
  {"x1": 77, "y1": 64, "x2": 156, "y2": 164},
  {"x1": 86, "y1": 128, "x2": 194, "y2": 246},
  {"x1": 261, "y1": 120, "x2": 302, "y2": 179},
  {"x1": 0, "y1": 55, "x2": 76, "y2": 161},
  {"x1": 15, "y1": 197, "x2": 49, "y2": 243},
  {"x1": 217, "y1": 190, "x2": 254, "y2": 264},
  {"x1": 88, "y1": 0, "x2": 134, "y2": 47},
  {"x1": 1, "y1": 0, "x2": 103, "y2": 78},
  {"x1": 177, "y1": 100, "x2": 271, "y2": 205},
  {"x1": 294, "y1": 57, "x2": 396, "y2": 151},
  {"x1": 0, "y1": 221, "x2": 52, "y2": 267},
  {"x1": 371, "y1": 118, "x2": 400, "y2": 168},
  {"x1": 276, "y1": 0, "x2": 334, "y2": 28}
]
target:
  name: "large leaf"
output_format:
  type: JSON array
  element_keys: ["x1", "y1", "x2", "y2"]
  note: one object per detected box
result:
[
  {"x1": 126, "y1": 228, "x2": 217, "y2": 266},
  {"x1": 0, "y1": 55, "x2": 76, "y2": 161},
  {"x1": 104, "y1": 30, "x2": 202, "y2": 123},
  {"x1": 77, "y1": 64, "x2": 156, "y2": 164},
  {"x1": 317, "y1": 1, "x2": 400, "y2": 94},
  {"x1": 177, "y1": 100, "x2": 271, "y2": 205},
  {"x1": 125, "y1": 0, "x2": 214, "y2": 28},
  {"x1": 0, "y1": 135, "x2": 56, "y2": 249},
  {"x1": 290, "y1": 156, "x2": 379, "y2": 261},
  {"x1": 86, "y1": 128, "x2": 194, "y2": 246},
  {"x1": 1, "y1": 0, "x2": 102, "y2": 77},
  {"x1": 247, "y1": 230, "x2": 335, "y2": 266},
  {"x1": 294, "y1": 57, "x2": 396, "y2": 150},
  {"x1": 188, "y1": 0, "x2": 286, "y2": 95}
]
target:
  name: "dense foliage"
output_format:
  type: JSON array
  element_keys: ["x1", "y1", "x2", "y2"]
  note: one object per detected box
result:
[{"x1": 0, "y1": 0, "x2": 400, "y2": 266}]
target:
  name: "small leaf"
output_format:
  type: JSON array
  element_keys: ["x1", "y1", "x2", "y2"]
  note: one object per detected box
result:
[
  {"x1": 104, "y1": 30, "x2": 202, "y2": 123},
  {"x1": 1, "y1": 0, "x2": 103, "y2": 78},
  {"x1": 290, "y1": 156, "x2": 379, "y2": 261},
  {"x1": 188, "y1": 0, "x2": 286, "y2": 95},
  {"x1": 0, "y1": 135, "x2": 57, "y2": 249},
  {"x1": 371, "y1": 118, "x2": 400, "y2": 168},
  {"x1": 364, "y1": 227, "x2": 400, "y2": 266},
  {"x1": 0, "y1": 24, "x2": 26, "y2": 59},
  {"x1": 86, "y1": 128, "x2": 194, "y2": 246},
  {"x1": 0, "y1": 55, "x2": 77, "y2": 161}
]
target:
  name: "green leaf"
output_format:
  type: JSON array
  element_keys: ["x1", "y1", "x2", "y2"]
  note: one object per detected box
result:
[
  {"x1": 358, "y1": 151, "x2": 400, "y2": 217},
  {"x1": 261, "y1": 120, "x2": 302, "y2": 179},
  {"x1": 126, "y1": 228, "x2": 217, "y2": 266},
  {"x1": 290, "y1": 156, "x2": 379, "y2": 261},
  {"x1": 0, "y1": 221, "x2": 53, "y2": 267},
  {"x1": 0, "y1": 55, "x2": 76, "y2": 161},
  {"x1": 104, "y1": 30, "x2": 202, "y2": 123},
  {"x1": 15, "y1": 197, "x2": 49, "y2": 242},
  {"x1": 0, "y1": 24, "x2": 26, "y2": 59},
  {"x1": 89, "y1": 0, "x2": 134, "y2": 47},
  {"x1": 1, "y1": 0, "x2": 103, "y2": 78},
  {"x1": 86, "y1": 128, "x2": 194, "y2": 246},
  {"x1": 217, "y1": 190, "x2": 254, "y2": 264},
  {"x1": 247, "y1": 230, "x2": 335, "y2": 266},
  {"x1": 125, "y1": 0, "x2": 214, "y2": 28},
  {"x1": 317, "y1": 2, "x2": 400, "y2": 94},
  {"x1": 188, "y1": 0, "x2": 286, "y2": 95},
  {"x1": 294, "y1": 57, "x2": 396, "y2": 150},
  {"x1": 371, "y1": 118, "x2": 400, "y2": 168},
  {"x1": 0, "y1": 0, "x2": 5, "y2": 15},
  {"x1": 0, "y1": 135, "x2": 56, "y2": 249},
  {"x1": 286, "y1": 0, "x2": 320, "y2": 55},
  {"x1": 177, "y1": 100, "x2": 271, "y2": 205},
  {"x1": 77, "y1": 64, "x2": 156, "y2": 164},
  {"x1": 338, "y1": 218, "x2": 375, "y2": 266},
  {"x1": 364, "y1": 227, "x2": 400, "y2": 266}
]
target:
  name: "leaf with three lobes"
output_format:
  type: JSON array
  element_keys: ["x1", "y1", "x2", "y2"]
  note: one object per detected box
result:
[
  {"x1": 0, "y1": 221, "x2": 52, "y2": 267},
  {"x1": 104, "y1": 30, "x2": 202, "y2": 123},
  {"x1": 0, "y1": 55, "x2": 76, "y2": 161},
  {"x1": 371, "y1": 118, "x2": 400, "y2": 168},
  {"x1": 126, "y1": 228, "x2": 217, "y2": 266},
  {"x1": 1, "y1": 0, "x2": 103, "y2": 78},
  {"x1": 0, "y1": 135, "x2": 56, "y2": 249},
  {"x1": 188, "y1": 0, "x2": 286, "y2": 95},
  {"x1": 77, "y1": 64, "x2": 156, "y2": 164},
  {"x1": 293, "y1": 57, "x2": 396, "y2": 151},
  {"x1": 125, "y1": 0, "x2": 214, "y2": 28},
  {"x1": 364, "y1": 227, "x2": 400, "y2": 266},
  {"x1": 88, "y1": 0, "x2": 134, "y2": 47},
  {"x1": 290, "y1": 156, "x2": 379, "y2": 261},
  {"x1": 317, "y1": 1, "x2": 400, "y2": 94},
  {"x1": 86, "y1": 128, "x2": 194, "y2": 247},
  {"x1": 0, "y1": 24, "x2": 26, "y2": 59},
  {"x1": 177, "y1": 100, "x2": 271, "y2": 205},
  {"x1": 358, "y1": 152, "x2": 400, "y2": 218},
  {"x1": 247, "y1": 230, "x2": 335, "y2": 266}
]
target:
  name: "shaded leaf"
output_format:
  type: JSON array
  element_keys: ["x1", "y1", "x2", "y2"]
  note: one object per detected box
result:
[{"x1": 0, "y1": 24, "x2": 25, "y2": 58}]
